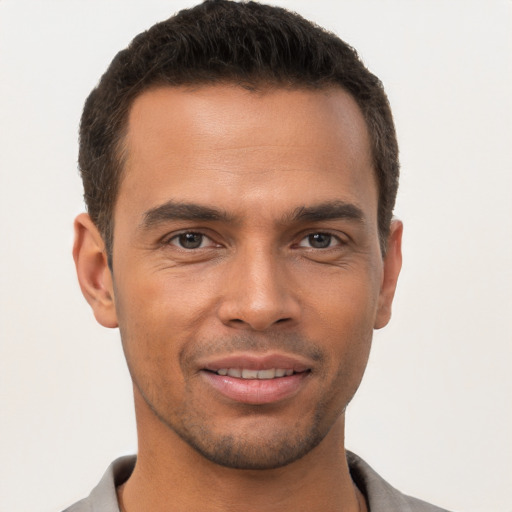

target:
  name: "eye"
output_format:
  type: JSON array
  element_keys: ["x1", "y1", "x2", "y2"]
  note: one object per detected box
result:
[
  {"x1": 169, "y1": 232, "x2": 213, "y2": 249},
  {"x1": 298, "y1": 233, "x2": 340, "y2": 249}
]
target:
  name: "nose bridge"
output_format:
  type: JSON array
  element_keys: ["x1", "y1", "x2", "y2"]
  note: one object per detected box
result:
[{"x1": 218, "y1": 239, "x2": 299, "y2": 330}]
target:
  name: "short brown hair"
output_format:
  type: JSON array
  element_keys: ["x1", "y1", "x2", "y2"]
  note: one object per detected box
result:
[{"x1": 79, "y1": 0, "x2": 399, "y2": 261}]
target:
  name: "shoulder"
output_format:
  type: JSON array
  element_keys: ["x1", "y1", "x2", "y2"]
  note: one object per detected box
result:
[
  {"x1": 61, "y1": 456, "x2": 136, "y2": 512},
  {"x1": 347, "y1": 451, "x2": 452, "y2": 512},
  {"x1": 62, "y1": 497, "x2": 91, "y2": 512}
]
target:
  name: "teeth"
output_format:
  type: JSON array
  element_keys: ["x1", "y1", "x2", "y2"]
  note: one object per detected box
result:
[
  {"x1": 257, "y1": 369, "x2": 276, "y2": 379},
  {"x1": 216, "y1": 368, "x2": 294, "y2": 379},
  {"x1": 241, "y1": 369, "x2": 259, "y2": 379}
]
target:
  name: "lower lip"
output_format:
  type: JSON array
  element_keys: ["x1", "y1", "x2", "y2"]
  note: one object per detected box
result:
[{"x1": 201, "y1": 371, "x2": 309, "y2": 405}]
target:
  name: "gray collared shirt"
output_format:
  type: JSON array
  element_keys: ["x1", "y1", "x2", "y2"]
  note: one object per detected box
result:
[{"x1": 62, "y1": 452, "x2": 451, "y2": 511}]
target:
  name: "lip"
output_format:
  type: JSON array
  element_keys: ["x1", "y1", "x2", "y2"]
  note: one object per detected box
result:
[
  {"x1": 201, "y1": 352, "x2": 312, "y2": 373},
  {"x1": 199, "y1": 352, "x2": 312, "y2": 405}
]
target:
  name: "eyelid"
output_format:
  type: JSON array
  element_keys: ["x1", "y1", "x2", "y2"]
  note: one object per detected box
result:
[
  {"x1": 163, "y1": 230, "x2": 220, "y2": 249},
  {"x1": 159, "y1": 228, "x2": 348, "y2": 249},
  {"x1": 295, "y1": 231, "x2": 346, "y2": 248}
]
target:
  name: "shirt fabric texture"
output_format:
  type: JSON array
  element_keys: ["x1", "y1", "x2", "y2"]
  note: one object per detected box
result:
[{"x1": 62, "y1": 452, "x2": 451, "y2": 511}]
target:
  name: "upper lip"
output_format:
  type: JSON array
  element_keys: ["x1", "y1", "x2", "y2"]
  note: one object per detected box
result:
[{"x1": 200, "y1": 352, "x2": 312, "y2": 373}]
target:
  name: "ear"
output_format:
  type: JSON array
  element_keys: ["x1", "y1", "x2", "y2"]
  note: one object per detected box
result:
[
  {"x1": 73, "y1": 213, "x2": 118, "y2": 328},
  {"x1": 374, "y1": 219, "x2": 403, "y2": 329}
]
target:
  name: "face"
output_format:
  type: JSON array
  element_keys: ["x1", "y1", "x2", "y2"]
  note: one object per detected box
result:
[{"x1": 77, "y1": 85, "x2": 402, "y2": 470}]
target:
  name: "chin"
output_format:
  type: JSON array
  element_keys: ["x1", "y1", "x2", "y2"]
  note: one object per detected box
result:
[{"x1": 178, "y1": 427, "x2": 325, "y2": 470}]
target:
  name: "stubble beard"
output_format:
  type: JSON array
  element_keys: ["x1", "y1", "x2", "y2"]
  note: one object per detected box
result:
[
  {"x1": 125, "y1": 332, "x2": 365, "y2": 471},
  {"x1": 135, "y1": 375, "x2": 331, "y2": 470}
]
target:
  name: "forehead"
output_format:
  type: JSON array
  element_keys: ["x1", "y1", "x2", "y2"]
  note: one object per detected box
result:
[
  {"x1": 118, "y1": 85, "x2": 376, "y2": 222},
  {"x1": 125, "y1": 84, "x2": 371, "y2": 167}
]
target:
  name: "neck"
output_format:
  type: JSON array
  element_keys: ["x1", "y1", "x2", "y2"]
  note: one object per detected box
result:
[{"x1": 119, "y1": 392, "x2": 366, "y2": 512}]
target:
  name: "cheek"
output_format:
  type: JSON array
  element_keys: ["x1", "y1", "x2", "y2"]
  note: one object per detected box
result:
[
  {"x1": 115, "y1": 266, "x2": 214, "y2": 327},
  {"x1": 113, "y1": 268, "x2": 219, "y2": 373},
  {"x1": 307, "y1": 266, "x2": 380, "y2": 328},
  {"x1": 305, "y1": 270, "x2": 379, "y2": 371},
  {"x1": 313, "y1": 283, "x2": 376, "y2": 418}
]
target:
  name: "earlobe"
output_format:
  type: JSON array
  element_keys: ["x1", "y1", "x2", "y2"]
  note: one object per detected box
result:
[
  {"x1": 73, "y1": 213, "x2": 118, "y2": 328},
  {"x1": 374, "y1": 219, "x2": 403, "y2": 330}
]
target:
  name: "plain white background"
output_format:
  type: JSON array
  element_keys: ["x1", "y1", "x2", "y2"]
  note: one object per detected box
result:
[{"x1": 1, "y1": 1, "x2": 511, "y2": 511}]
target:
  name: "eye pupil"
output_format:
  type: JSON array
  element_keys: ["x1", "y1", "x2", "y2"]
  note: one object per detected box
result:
[
  {"x1": 308, "y1": 233, "x2": 331, "y2": 248},
  {"x1": 179, "y1": 233, "x2": 203, "y2": 249}
]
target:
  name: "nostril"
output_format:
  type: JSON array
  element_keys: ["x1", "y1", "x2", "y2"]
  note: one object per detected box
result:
[{"x1": 226, "y1": 316, "x2": 292, "y2": 329}]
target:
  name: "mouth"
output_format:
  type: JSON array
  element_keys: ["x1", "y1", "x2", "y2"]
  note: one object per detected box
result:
[
  {"x1": 199, "y1": 353, "x2": 312, "y2": 405},
  {"x1": 212, "y1": 368, "x2": 295, "y2": 379}
]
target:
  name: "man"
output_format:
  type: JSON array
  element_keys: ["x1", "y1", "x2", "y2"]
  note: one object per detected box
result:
[{"x1": 68, "y1": 1, "x2": 449, "y2": 510}]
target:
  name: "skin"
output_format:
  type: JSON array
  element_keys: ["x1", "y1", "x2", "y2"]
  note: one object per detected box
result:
[{"x1": 74, "y1": 85, "x2": 402, "y2": 511}]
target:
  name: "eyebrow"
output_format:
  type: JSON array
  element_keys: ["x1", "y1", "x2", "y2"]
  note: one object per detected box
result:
[
  {"x1": 288, "y1": 200, "x2": 365, "y2": 224},
  {"x1": 141, "y1": 201, "x2": 233, "y2": 229},
  {"x1": 140, "y1": 199, "x2": 365, "y2": 231}
]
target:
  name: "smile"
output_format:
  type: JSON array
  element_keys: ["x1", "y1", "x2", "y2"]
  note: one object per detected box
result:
[
  {"x1": 198, "y1": 352, "x2": 313, "y2": 404},
  {"x1": 215, "y1": 368, "x2": 295, "y2": 379}
]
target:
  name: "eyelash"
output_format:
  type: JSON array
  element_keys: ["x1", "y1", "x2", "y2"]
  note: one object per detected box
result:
[
  {"x1": 296, "y1": 232, "x2": 343, "y2": 249},
  {"x1": 164, "y1": 231, "x2": 345, "y2": 250},
  {"x1": 166, "y1": 231, "x2": 219, "y2": 250}
]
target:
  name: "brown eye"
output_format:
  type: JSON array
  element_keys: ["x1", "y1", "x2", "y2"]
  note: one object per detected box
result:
[
  {"x1": 309, "y1": 233, "x2": 331, "y2": 248},
  {"x1": 299, "y1": 233, "x2": 337, "y2": 249},
  {"x1": 172, "y1": 232, "x2": 205, "y2": 249}
]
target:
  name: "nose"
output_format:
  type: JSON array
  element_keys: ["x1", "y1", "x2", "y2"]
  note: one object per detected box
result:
[{"x1": 217, "y1": 245, "x2": 301, "y2": 331}]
